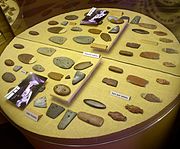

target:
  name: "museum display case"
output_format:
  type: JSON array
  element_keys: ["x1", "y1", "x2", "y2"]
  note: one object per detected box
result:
[{"x1": 0, "y1": 1, "x2": 179, "y2": 149}]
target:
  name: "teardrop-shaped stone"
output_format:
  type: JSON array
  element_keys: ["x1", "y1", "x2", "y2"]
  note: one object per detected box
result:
[
  {"x1": 49, "y1": 36, "x2": 67, "y2": 45},
  {"x1": 130, "y1": 16, "x2": 141, "y2": 24},
  {"x1": 132, "y1": 28, "x2": 149, "y2": 34},
  {"x1": 153, "y1": 31, "x2": 167, "y2": 36},
  {"x1": 108, "y1": 26, "x2": 120, "y2": 34},
  {"x1": 13, "y1": 44, "x2": 24, "y2": 49},
  {"x1": 100, "y1": 33, "x2": 111, "y2": 42},
  {"x1": 159, "y1": 38, "x2": 173, "y2": 43},
  {"x1": 48, "y1": 20, "x2": 59, "y2": 25},
  {"x1": 48, "y1": 72, "x2": 64, "y2": 81},
  {"x1": 18, "y1": 53, "x2": 36, "y2": 64},
  {"x1": 141, "y1": 93, "x2": 161, "y2": 102},
  {"x1": 73, "y1": 36, "x2": 94, "y2": 44},
  {"x1": 37, "y1": 47, "x2": 56, "y2": 56},
  {"x1": 163, "y1": 62, "x2": 176, "y2": 67},
  {"x1": 140, "y1": 52, "x2": 160, "y2": 59},
  {"x1": 2, "y1": 72, "x2": 16, "y2": 83},
  {"x1": 32, "y1": 64, "x2": 45, "y2": 72},
  {"x1": 156, "y1": 78, "x2": 170, "y2": 85},
  {"x1": 72, "y1": 71, "x2": 86, "y2": 85},
  {"x1": 138, "y1": 23, "x2": 157, "y2": 29},
  {"x1": 88, "y1": 28, "x2": 102, "y2": 34},
  {"x1": 71, "y1": 27, "x2": 82, "y2": 32},
  {"x1": 34, "y1": 96, "x2": 47, "y2": 108},
  {"x1": 162, "y1": 48, "x2": 178, "y2": 54},
  {"x1": 65, "y1": 15, "x2": 78, "y2": 20},
  {"x1": 53, "y1": 57, "x2": 75, "y2": 69},
  {"x1": 74, "y1": 61, "x2": 93, "y2": 70},
  {"x1": 83, "y1": 99, "x2": 106, "y2": 109},
  {"x1": 48, "y1": 27, "x2": 66, "y2": 34}
]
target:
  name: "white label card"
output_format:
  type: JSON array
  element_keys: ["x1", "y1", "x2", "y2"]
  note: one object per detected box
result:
[
  {"x1": 111, "y1": 91, "x2": 131, "y2": 101},
  {"x1": 83, "y1": 52, "x2": 100, "y2": 59}
]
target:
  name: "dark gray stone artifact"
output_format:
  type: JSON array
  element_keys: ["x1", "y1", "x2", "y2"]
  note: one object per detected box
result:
[
  {"x1": 73, "y1": 36, "x2": 95, "y2": 44},
  {"x1": 32, "y1": 64, "x2": 45, "y2": 72},
  {"x1": 2, "y1": 72, "x2": 16, "y2": 83},
  {"x1": 53, "y1": 84, "x2": 71, "y2": 96},
  {"x1": 72, "y1": 71, "x2": 86, "y2": 85},
  {"x1": 49, "y1": 36, "x2": 67, "y2": 45},
  {"x1": 37, "y1": 47, "x2": 56, "y2": 56}
]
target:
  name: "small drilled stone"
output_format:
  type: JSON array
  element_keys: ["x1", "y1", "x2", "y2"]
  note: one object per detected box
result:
[
  {"x1": 54, "y1": 84, "x2": 71, "y2": 96},
  {"x1": 2, "y1": 72, "x2": 16, "y2": 83},
  {"x1": 48, "y1": 20, "x2": 59, "y2": 25},
  {"x1": 4, "y1": 59, "x2": 14, "y2": 66},
  {"x1": 29, "y1": 31, "x2": 39, "y2": 36},
  {"x1": 13, "y1": 44, "x2": 24, "y2": 49}
]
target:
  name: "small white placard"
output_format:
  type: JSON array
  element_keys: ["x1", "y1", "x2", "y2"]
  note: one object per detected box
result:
[
  {"x1": 87, "y1": 7, "x2": 97, "y2": 16},
  {"x1": 25, "y1": 109, "x2": 42, "y2": 122},
  {"x1": 83, "y1": 52, "x2": 100, "y2": 59},
  {"x1": 111, "y1": 91, "x2": 131, "y2": 101}
]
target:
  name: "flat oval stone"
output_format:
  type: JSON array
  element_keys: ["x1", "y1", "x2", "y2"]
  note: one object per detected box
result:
[
  {"x1": 53, "y1": 84, "x2": 71, "y2": 96},
  {"x1": 125, "y1": 104, "x2": 143, "y2": 114},
  {"x1": 126, "y1": 42, "x2": 141, "y2": 49},
  {"x1": 84, "y1": 99, "x2": 106, "y2": 109},
  {"x1": 119, "y1": 50, "x2": 133, "y2": 56},
  {"x1": 47, "y1": 27, "x2": 66, "y2": 34},
  {"x1": 141, "y1": 93, "x2": 161, "y2": 102},
  {"x1": 2, "y1": 72, "x2": 16, "y2": 83},
  {"x1": 48, "y1": 20, "x2": 59, "y2": 25},
  {"x1": 73, "y1": 36, "x2": 95, "y2": 44},
  {"x1": 18, "y1": 53, "x2": 36, "y2": 64},
  {"x1": 88, "y1": 28, "x2": 102, "y2": 34},
  {"x1": 156, "y1": 78, "x2": 170, "y2": 85},
  {"x1": 159, "y1": 38, "x2": 173, "y2": 43},
  {"x1": 49, "y1": 36, "x2": 67, "y2": 45},
  {"x1": 74, "y1": 61, "x2": 93, "y2": 70},
  {"x1": 138, "y1": 23, "x2": 157, "y2": 29},
  {"x1": 108, "y1": 66, "x2": 123, "y2": 73},
  {"x1": 108, "y1": 111, "x2": 127, "y2": 121},
  {"x1": 65, "y1": 15, "x2": 78, "y2": 20},
  {"x1": 100, "y1": 33, "x2": 111, "y2": 42},
  {"x1": 71, "y1": 27, "x2": 82, "y2": 32},
  {"x1": 140, "y1": 52, "x2": 160, "y2": 59},
  {"x1": 107, "y1": 16, "x2": 124, "y2": 24},
  {"x1": 102, "y1": 77, "x2": 118, "y2": 87},
  {"x1": 132, "y1": 28, "x2": 149, "y2": 34},
  {"x1": 53, "y1": 57, "x2": 75, "y2": 69},
  {"x1": 153, "y1": 31, "x2": 167, "y2": 36},
  {"x1": 108, "y1": 26, "x2": 120, "y2": 34},
  {"x1": 72, "y1": 71, "x2": 86, "y2": 85},
  {"x1": 163, "y1": 62, "x2": 176, "y2": 67},
  {"x1": 48, "y1": 72, "x2": 64, "y2": 81},
  {"x1": 37, "y1": 47, "x2": 56, "y2": 56},
  {"x1": 4, "y1": 59, "x2": 14, "y2": 66},
  {"x1": 127, "y1": 75, "x2": 149, "y2": 87},
  {"x1": 162, "y1": 48, "x2": 178, "y2": 54},
  {"x1": 29, "y1": 31, "x2": 39, "y2": 36},
  {"x1": 32, "y1": 64, "x2": 45, "y2": 72},
  {"x1": 13, "y1": 44, "x2": 24, "y2": 49}
]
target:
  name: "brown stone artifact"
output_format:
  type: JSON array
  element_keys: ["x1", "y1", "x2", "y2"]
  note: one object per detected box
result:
[
  {"x1": 119, "y1": 50, "x2": 133, "y2": 56},
  {"x1": 83, "y1": 99, "x2": 106, "y2": 109},
  {"x1": 29, "y1": 31, "x2": 39, "y2": 36},
  {"x1": 48, "y1": 20, "x2": 59, "y2": 25},
  {"x1": 126, "y1": 42, "x2": 141, "y2": 49},
  {"x1": 138, "y1": 23, "x2": 157, "y2": 29},
  {"x1": 13, "y1": 44, "x2": 24, "y2": 49},
  {"x1": 32, "y1": 64, "x2": 45, "y2": 72},
  {"x1": 141, "y1": 93, "x2": 161, "y2": 102},
  {"x1": 88, "y1": 28, "x2": 102, "y2": 34},
  {"x1": 156, "y1": 78, "x2": 170, "y2": 85},
  {"x1": 77, "y1": 111, "x2": 104, "y2": 127},
  {"x1": 108, "y1": 111, "x2": 127, "y2": 121},
  {"x1": 108, "y1": 66, "x2": 123, "y2": 73},
  {"x1": 49, "y1": 36, "x2": 67, "y2": 45},
  {"x1": 159, "y1": 38, "x2": 173, "y2": 43},
  {"x1": 47, "y1": 27, "x2": 66, "y2": 34},
  {"x1": 102, "y1": 77, "x2": 118, "y2": 87},
  {"x1": 4, "y1": 59, "x2": 14, "y2": 66},
  {"x1": 37, "y1": 47, "x2": 56, "y2": 56},
  {"x1": 163, "y1": 62, "x2": 176, "y2": 67},
  {"x1": 74, "y1": 61, "x2": 93, "y2": 70},
  {"x1": 162, "y1": 48, "x2": 178, "y2": 54},
  {"x1": 48, "y1": 72, "x2": 64, "y2": 81},
  {"x1": 18, "y1": 54, "x2": 36, "y2": 64},
  {"x1": 2, "y1": 72, "x2": 16, "y2": 83},
  {"x1": 65, "y1": 15, "x2": 78, "y2": 20},
  {"x1": 53, "y1": 57, "x2": 75, "y2": 69},
  {"x1": 125, "y1": 104, "x2": 143, "y2": 114},
  {"x1": 100, "y1": 33, "x2": 112, "y2": 42},
  {"x1": 140, "y1": 52, "x2": 160, "y2": 60},
  {"x1": 127, "y1": 75, "x2": 149, "y2": 87},
  {"x1": 153, "y1": 31, "x2": 167, "y2": 36},
  {"x1": 53, "y1": 84, "x2": 71, "y2": 96},
  {"x1": 132, "y1": 28, "x2": 149, "y2": 34}
]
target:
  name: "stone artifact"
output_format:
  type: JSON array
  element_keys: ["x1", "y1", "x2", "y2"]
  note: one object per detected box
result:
[
  {"x1": 74, "y1": 61, "x2": 93, "y2": 70},
  {"x1": 153, "y1": 31, "x2": 167, "y2": 36},
  {"x1": 32, "y1": 64, "x2": 45, "y2": 72},
  {"x1": 18, "y1": 53, "x2": 36, "y2": 64},
  {"x1": 2, "y1": 72, "x2": 16, "y2": 83},
  {"x1": 162, "y1": 48, "x2": 178, "y2": 54},
  {"x1": 48, "y1": 72, "x2": 64, "y2": 81},
  {"x1": 13, "y1": 44, "x2": 24, "y2": 49},
  {"x1": 107, "y1": 16, "x2": 124, "y2": 24},
  {"x1": 102, "y1": 77, "x2": 118, "y2": 87},
  {"x1": 48, "y1": 20, "x2": 59, "y2": 25},
  {"x1": 73, "y1": 36, "x2": 95, "y2": 44},
  {"x1": 53, "y1": 57, "x2": 75, "y2": 69},
  {"x1": 46, "y1": 103, "x2": 65, "y2": 119},
  {"x1": 126, "y1": 42, "x2": 140, "y2": 49},
  {"x1": 13, "y1": 65, "x2": 22, "y2": 72},
  {"x1": 132, "y1": 28, "x2": 149, "y2": 34},
  {"x1": 88, "y1": 28, "x2": 102, "y2": 34},
  {"x1": 130, "y1": 16, "x2": 141, "y2": 24},
  {"x1": 34, "y1": 96, "x2": 47, "y2": 108},
  {"x1": 120, "y1": 16, "x2": 130, "y2": 22},
  {"x1": 138, "y1": 23, "x2": 157, "y2": 29},
  {"x1": 140, "y1": 52, "x2": 160, "y2": 59},
  {"x1": 119, "y1": 50, "x2": 133, "y2": 56},
  {"x1": 65, "y1": 75, "x2": 71, "y2": 79},
  {"x1": 61, "y1": 21, "x2": 68, "y2": 26},
  {"x1": 49, "y1": 36, "x2": 67, "y2": 45},
  {"x1": 38, "y1": 85, "x2": 46, "y2": 92},
  {"x1": 83, "y1": 99, "x2": 106, "y2": 109},
  {"x1": 57, "y1": 110, "x2": 77, "y2": 130},
  {"x1": 37, "y1": 47, "x2": 56, "y2": 56},
  {"x1": 72, "y1": 71, "x2": 86, "y2": 85},
  {"x1": 65, "y1": 15, "x2": 78, "y2": 20},
  {"x1": 54, "y1": 84, "x2": 71, "y2": 96},
  {"x1": 125, "y1": 104, "x2": 143, "y2": 114},
  {"x1": 108, "y1": 111, "x2": 127, "y2": 121},
  {"x1": 156, "y1": 78, "x2": 170, "y2": 85},
  {"x1": 127, "y1": 75, "x2": 149, "y2": 87},
  {"x1": 159, "y1": 38, "x2": 173, "y2": 43},
  {"x1": 108, "y1": 26, "x2": 120, "y2": 34},
  {"x1": 4, "y1": 59, "x2": 14, "y2": 66},
  {"x1": 141, "y1": 39, "x2": 158, "y2": 46},
  {"x1": 71, "y1": 27, "x2": 82, "y2": 32},
  {"x1": 47, "y1": 27, "x2": 66, "y2": 34},
  {"x1": 29, "y1": 31, "x2": 39, "y2": 36},
  {"x1": 163, "y1": 62, "x2": 176, "y2": 67},
  {"x1": 141, "y1": 93, "x2": 161, "y2": 102},
  {"x1": 108, "y1": 66, "x2": 123, "y2": 73},
  {"x1": 100, "y1": 33, "x2": 112, "y2": 42},
  {"x1": 77, "y1": 111, "x2": 104, "y2": 127}
]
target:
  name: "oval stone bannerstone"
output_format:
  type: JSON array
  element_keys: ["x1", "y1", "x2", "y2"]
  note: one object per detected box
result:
[
  {"x1": 108, "y1": 66, "x2": 123, "y2": 73},
  {"x1": 29, "y1": 31, "x2": 39, "y2": 36},
  {"x1": 32, "y1": 64, "x2": 45, "y2": 72},
  {"x1": 4, "y1": 59, "x2": 14, "y2": 66},
  {"x1": 88, "y1": 28, "x2": 102, "y2": 34},
  {"x1": 48, "y1": 20, "x2": 59, "y2": 25},
  {"x1": 119, "y1": 50, "x2": 133, "y2": 57},
  {"x1": 159, "y1": 38, "x2": 173, "y2": 43},
  {"x1": 156, "y1": 78, "x2": 170, "y2": 85},
  {"x1": 132, "y1": 28, "x2": 149, "y2": 34},
  {"x1": 73, "y1": 36, "x2": 95, "y2": 44},
  {"x1": 47, "y1": 27, "x2": 66, "y2": 34},
  {"x1": 2, "y1": 72, "x2": 16, "y2": 83},
  {"x1": 163, "y1": 62, "x2": 176, "y2": 67},
  {"x1": 108, "y1": 111, "x2": 127, "y2": 121},
  {"x1": 72, "y1": 71, "x2": 86, "y2": 85},
  {"x1": 49, "y1": 36, "x2": 67, "y2": 45},
  {"x1": 83, "y1": 99, "x2": 106, "y2": 109},
  {"x1": 74, "y1": 61, "x2": 93, "y2": 70},
  {"x1": 141, "y1": 93, "x2": 161, "y2": 102},
  {"x1": 153, "y1": 31, "x2": 167, "y2": 36},
  {"x1": 162, "y1": 48, "x2": 178, "y2": 54},
  {"x1": 65, "y1": 15, "x2": 78, "y2": 20},
  {"x1": 100, "y1": 33, "x2": 112, "y2": 42},
  {"x1": 53, "y1": 84, "x2": 71, "y2": 96},
  {"x1": 13, "y1": 44, "x2": 24, "y2": 49},
  {"x1": 53, "y1": 57, "x2": 75, "y2": 69},
  {"x1": 37, "y1": 47, "x2": 56, "y2": 56},
  {"x1": 138, "y1": 23, "x2": 157, "y2": 29},
  {"x1": 48, "y1": 72, "x2": 64, "y2": 81},
  {"x1": 71, "y1": 27, "x2": 82, "y2": 32},
  {"x1": 18, "y1": 53, "x2": 36, "y2": 64},
  {"x1": 140, "y1": 52, "x2": 160, "y2": 60},
  {"x1": 108, "y1": 26, "x2": 120, "y2": 34}
]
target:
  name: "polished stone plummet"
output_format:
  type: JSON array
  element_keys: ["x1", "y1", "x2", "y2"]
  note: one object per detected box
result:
[
  {"x1": 53, "y1": 84, "x2": 71, "y2": 96},
  {"x1": 138, "y1": 23, "x2": 157, "y2": 29},
  {"x1": 49, "y1": 36, "x2": 67, "y2": 45},
  {"x1": 108, "y1": 111, "x2": 127, "y2": 121},
  {"x1": 125, "y1": 104, "x2": 143, "y2": 114},
  {"x1": 72, "y1": 71, "x2": 86, "y2": 85},
  {"x1": 37, "y1": 47, "x2": 56, "y2": 56},
  {"x1": 2, "y1": 72, "x2": 16, "y2": 83},
  {"x1": 132, "y1": 28, "x2": 149, "y2": 34},
  {"x1": 18, "y1": 53, "x2": 36, "y2": 64},
  {"x1": 140, "y1": 52, "x2": 160, "y2": 60},
  {"x1": 74, "y1": 61, "x2": 93, "y2": 70},
  {"x1": 73, "y1": 36, "x2": 95, "y2": 44},
  {"x1": 88, "y1": 28, "x2": 102, "y2": 34},
  {"x1": 102, "y1": 77, "x2": 118, "y2": 87},
  {"x1": 108, "y1": 66, "x2": 123, "y2": 73},
  {"x1": 34, "y1": 96, "x2": 47, "y2": 108},
  {"x1": 4, "y1": 59, "x2": 14, "y2": 66},
  {"x1": 32, "y1": 64, "x2": 45, "y2": 72},
  {"x1": 48, "y1": 72, "x2": 64, "y2": 81},
  {"x1": 141, "y1": 93, "x2": 161, "y2": 103},
  {"x1": 127, "y1": 75, "x2": 149, "y2": 87},
  {"x1": 53, "y1": 57, "x2": 75, "y2": 69},
  {"x1": 83, "y1": 99, "x2": 106, "y2": 109},
  {"x1": 100, "y1": 33, "x2": 112, "y2": 42},
  {"x1": 156, "y1": 78, "x2": 170, "y2": 85}
]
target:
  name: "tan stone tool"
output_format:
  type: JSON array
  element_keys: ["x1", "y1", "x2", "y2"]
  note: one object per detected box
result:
[{"x1": 127, "y1": 75, "x2": 149, "y2": 87}]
